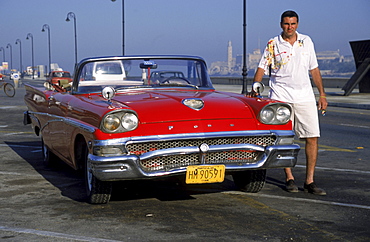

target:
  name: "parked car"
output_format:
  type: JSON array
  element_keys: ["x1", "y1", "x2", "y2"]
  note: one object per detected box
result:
[
  {"x1": 150, "y1": 70, "x2": 185, "y2": 83},
  {"x1": 46, "y1": 71, "x2": 72, "y2": 89},
  {"x1": 24, "y1": 55, "x2": 300, "y2": 204},
  {"x1": 91, "y1": 60, "x2": 126, "y2": 82}
]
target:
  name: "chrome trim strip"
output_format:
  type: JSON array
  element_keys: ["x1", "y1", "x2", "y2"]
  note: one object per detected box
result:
[
  {"x1": 139, "y1": 143, "x2": 265, "y2": 161},
  {"x1": 27, "y1": 111, "x2": 96, "y2": 133},
  {"x1": 92, "y1": 130, "x2": 294, "y2": 146}
]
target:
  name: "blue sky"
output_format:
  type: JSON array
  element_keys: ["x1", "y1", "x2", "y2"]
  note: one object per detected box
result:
[{"x1": 1, "y1": 0, "x2": 369, "y2": 73}]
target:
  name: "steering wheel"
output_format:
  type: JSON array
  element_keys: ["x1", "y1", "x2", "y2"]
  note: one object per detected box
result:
[{"x1": 162, "y1": 77, "x2": 190, "y2": 84}]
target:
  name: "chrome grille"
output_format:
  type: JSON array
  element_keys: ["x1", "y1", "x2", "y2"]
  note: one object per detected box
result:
[{"x1": 126, "y1": 136, "x2": 276, "y2": 172}]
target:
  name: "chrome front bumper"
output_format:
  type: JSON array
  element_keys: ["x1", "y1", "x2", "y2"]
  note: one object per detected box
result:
[{"x1": 88, "y1": 130, "x2": 300, "y2": 181}]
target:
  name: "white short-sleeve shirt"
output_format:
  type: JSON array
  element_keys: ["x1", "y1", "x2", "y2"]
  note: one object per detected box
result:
[{"x1": 258, "y1": 32, "x2": 319, "y2": 103}]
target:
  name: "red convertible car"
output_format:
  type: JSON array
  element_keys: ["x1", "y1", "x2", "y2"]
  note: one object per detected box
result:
[{"x1": 24, "y1": 55, "x2": 300, "y2": 204}]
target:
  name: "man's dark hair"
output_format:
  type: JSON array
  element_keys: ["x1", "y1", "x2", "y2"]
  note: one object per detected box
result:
[{"x1": 281, "y1": 10, "x2": 299, "y2": 23}]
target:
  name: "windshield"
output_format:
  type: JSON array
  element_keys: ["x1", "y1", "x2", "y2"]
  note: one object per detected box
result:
[{"x1": 75, "y1": 57, "x2": 213, "y2": 93}]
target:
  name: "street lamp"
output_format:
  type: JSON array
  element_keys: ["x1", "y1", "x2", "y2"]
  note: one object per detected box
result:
[
  {"x1": 0, "y1": 47, "x2": 4, "y2": 74},
  {"x1": 6, "y1": 43, "x2": 12, "y2": 71},
  {"x1": 42, "y1": 24, "x2": 51, "y2": 73},
  {"x1": 26, "y1": 33, "x2": 35, "y2": 79},
  {"x1": 66, "y1": 12, "x2": 78, "y2": 67},
  {"x1": 111, "y1": 0, "x2": 125, "y2": 56},
  {"x1": 15, "y1": 39, "x2": 23, "y2": 74},
  {"x1": 241, "y1": 0, "x2": 248, "y2": 94}
]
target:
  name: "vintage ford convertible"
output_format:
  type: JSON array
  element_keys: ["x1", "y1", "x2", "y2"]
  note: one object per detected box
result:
[{"x1": 24, "y1": 56, "x2": 300, "y2": 204}]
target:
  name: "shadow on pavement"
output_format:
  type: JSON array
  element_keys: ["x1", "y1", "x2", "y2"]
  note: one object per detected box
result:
[{"x1": 5, "y1": 140, "x2": 288, "y2": 203}]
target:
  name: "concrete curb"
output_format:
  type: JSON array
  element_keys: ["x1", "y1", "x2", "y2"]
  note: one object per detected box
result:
[{"x1": 328, "y1": 102, "x2": 370, "y2": 110}]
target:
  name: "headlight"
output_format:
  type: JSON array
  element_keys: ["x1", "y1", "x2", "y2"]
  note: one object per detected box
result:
[
  {"x1": 260, "y1": 107, "x2": 275, "y2": 124},
  {"x1": 102, "y1": 114, "x2": 121, "y2": 132},
  {"x1": 101, "y1": 111, "x2": 139, "y2": 133},
  {"x1": 276, "y1": 106, "x2": 291, "y2": 123},
  {"x1": 259, "y1": 104, "x2": 291, "y2": 125},
  {"x1": 121, "y1": 112, "x2": 139, "y2": 131}
]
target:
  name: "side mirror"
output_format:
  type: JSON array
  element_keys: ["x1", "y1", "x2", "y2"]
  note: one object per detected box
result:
[{"x1": 252, "y1": 82, "x2": 265, "y2": 95}]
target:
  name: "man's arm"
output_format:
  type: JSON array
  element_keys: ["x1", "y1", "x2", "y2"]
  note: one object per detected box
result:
[
  {"x1": 310, "y1": 67, "x2": 328, "y2": 110},
  {"x1": 246, "y1": 67, "x2": 265, "y2": 97},
  {"x1": 253, "y1": 67, "x2": 265, "y2": 83}
]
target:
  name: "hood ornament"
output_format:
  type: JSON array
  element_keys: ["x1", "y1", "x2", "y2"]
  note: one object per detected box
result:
[{"x1": 182, "y1": 98, "x2": 204, "y2": 110}]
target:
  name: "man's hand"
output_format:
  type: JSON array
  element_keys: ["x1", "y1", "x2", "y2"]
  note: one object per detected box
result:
[
  {"x1": 318, "y1": 96, "x2": 328, "y2": 111},
  {"x1": 246, "y1": 90, "x2": 258, "y2": 97}
]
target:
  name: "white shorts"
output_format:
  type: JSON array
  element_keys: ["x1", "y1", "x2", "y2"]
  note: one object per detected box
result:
[{"x1": 290, "y1": 102, "x2": 320, "y2": 139}]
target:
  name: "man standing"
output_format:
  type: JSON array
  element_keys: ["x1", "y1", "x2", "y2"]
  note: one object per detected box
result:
[{"x1": 252, "y1": 10, "x2": 327, "y2": 195}]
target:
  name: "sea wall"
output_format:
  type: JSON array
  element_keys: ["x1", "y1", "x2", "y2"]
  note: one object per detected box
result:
[{"x1": 210, "y1": 76, "x2": 350, "y2": 88}]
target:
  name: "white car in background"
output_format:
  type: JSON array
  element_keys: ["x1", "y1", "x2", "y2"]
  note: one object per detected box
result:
[
  {"x1": 77, "y1": 60, "x2": 143, "y2": 92},
  {"x1": 93, "y1": 60, "x2": 126, "y2": 81}
]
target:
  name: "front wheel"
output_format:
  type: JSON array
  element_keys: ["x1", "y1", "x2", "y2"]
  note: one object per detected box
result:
[
  {"x1": 4, "y1": 83, "x2": 15, "y2": 97},
  {"x1": 82, "y1": 145, "x2": 112, "y2": 204},
  {"x1": 232, "y1": 169, "x2": 267, "y2": 193}
]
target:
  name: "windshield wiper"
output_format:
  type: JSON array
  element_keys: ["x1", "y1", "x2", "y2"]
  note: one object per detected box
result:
[
  {"x1": 116, "y1": 85, "x2": 153, "y2": 90},
  {"x1": 158, "y1": 83, "x2": 199, "y2": 89}
]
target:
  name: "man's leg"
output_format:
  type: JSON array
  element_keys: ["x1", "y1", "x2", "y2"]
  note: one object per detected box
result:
[
  {"x1": 284, "y1": 168, "x2": 294, "y2": 181},
  {"x1": 284, "y1": 136, "x2": 319, "y2": 182},
  {"x1": 304, "y1": 137, "x2": 326, "y2": 195},
  {"x1": 305, "y1": 137, "x2": 318, "y2": 184}
]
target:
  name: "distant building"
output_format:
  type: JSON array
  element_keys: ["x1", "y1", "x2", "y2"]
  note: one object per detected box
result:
[
  {"x1": 227, "y1": 41, "x2": 234, "y2": 70},
  {"x1": 248, "y1": 49, "x2": 261, "y2": 71},
  {"x1": 209, "y1": 41, "x2": 258, "y2": 76},
  {"x1": 316, "y1": 50, "x2": 344, "y2": 62},
  {"x1": 343, "y1": 55, "x2": 354, "y2": 63}
]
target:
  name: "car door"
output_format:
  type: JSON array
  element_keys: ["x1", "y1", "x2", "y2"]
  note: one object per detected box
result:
[{"x1": 47, "y1": 92, "x2": 74, "y2": 164}]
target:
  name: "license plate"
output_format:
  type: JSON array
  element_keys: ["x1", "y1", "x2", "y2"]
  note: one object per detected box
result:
[{"x1": 186, "y1": 165, "x2": 225, "y2": 184}]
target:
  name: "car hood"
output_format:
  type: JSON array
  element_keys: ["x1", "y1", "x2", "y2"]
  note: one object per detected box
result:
[{"x1": 107, "y1": 89, "x2": 254, "y2": 123}]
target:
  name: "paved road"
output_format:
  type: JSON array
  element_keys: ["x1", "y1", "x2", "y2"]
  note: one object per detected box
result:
[{"x1": 0, "y1": 80, "x2": 369, "y2": 241}]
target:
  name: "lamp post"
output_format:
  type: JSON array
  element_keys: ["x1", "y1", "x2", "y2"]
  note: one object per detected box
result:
[
  {"x1": 15, "y1": 39, "x2": 23, "y2": 74},
  {"x1": 26, "y1": 33, "x2": 35, "y2": 79},
  {"x1": 111, "y1": 0, "x2": 125, "y2": 56},
  {"x1": 0, "y1": 47, "x2": 4, "y2": 74},
  {"x1": 66, "y1": 12, "x2": 78, "y2": 67},
  {"x1": 42, "y1": 24, "x2": 51, "y2": 73},
  {"x1": 6, "y1": 43, "x2": 12, "y2": 71},
  {"x1": 241, "y1": 0, "x2": 248, "y2": 94}
]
